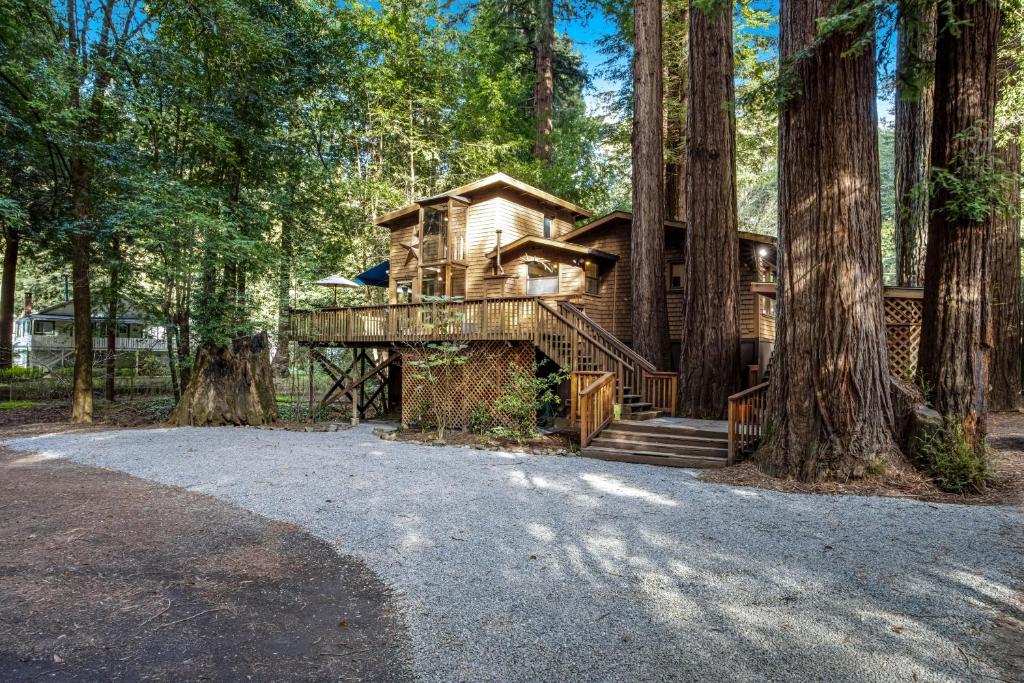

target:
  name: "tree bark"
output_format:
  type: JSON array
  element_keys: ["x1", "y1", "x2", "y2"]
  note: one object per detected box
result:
[
  {"x1": 0, "y1": 226, "x2": 19, "y2": 369},
  {"x1": 757, "y1": 0, "x2": 896, "y2": 479},
  {"x1": 631, "y1": 0, "x2": 672, "y2": 370},
  {"x1": 894, "y1": 0, "x2": 937, "y2": 286},
  {"x1": 986, "y1": 29, "x2": 1020, "y2": 411},
  {"x1": 171, "y1": 333, "x2": 278, "y2": 426},
  {"x1": 271, "y1": 213, "x2": 294, "y2": 377},
  {"x1": 533, "y1": 0, "x2": 555, "y2": 162},
  {"x1": 70, "y1": 226, "x2": 93, "y2": 423},
  {"x1": 104, "y1": 235, "x2": 120, "y2": 402},
  {"x1": 663, "y1": 0, "x2": 688, "y2": 221},
  {"x1": 678, "y1": 0, "x2": 740, "y2": 418},
  {"x1": 918, "y1": 0, "x2": 1001, "y2": 440}
]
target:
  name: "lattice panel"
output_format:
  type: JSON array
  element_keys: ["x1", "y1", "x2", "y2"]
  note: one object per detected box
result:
[
  {"x1": 402, "y1": 341, "x2": 535, "y2": 431},
  {"x1": 884, "y1": 296, "x2": 923, "y2": 379}
]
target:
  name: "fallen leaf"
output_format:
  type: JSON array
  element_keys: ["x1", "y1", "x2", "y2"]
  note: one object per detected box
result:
[
  {"x1": 892, "y1": 626, "x2": 904, "y2": 634},
  {"x1": 528, "y1": 555, "x2": 537, "y2": 561},
  {"x1": 338, "y1": 619, "x2": 348, "y2": 629}
]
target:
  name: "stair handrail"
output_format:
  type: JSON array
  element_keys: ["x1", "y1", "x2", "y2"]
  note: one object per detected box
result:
[
  {"x1": 726, "y1": 381, "x2": 769, "y2": 465},
  {"x1": 557, "y1": 301, "x2": 657, "y2": 373},
  {"x1": 576, "y1": 371, "x2": 615, "y2": 447}
]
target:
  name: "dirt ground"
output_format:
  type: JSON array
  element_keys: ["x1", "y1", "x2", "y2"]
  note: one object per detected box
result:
[
  {"x1": 0, "y1": 404, "x2": 412, "y2": 682},
  {"x1": 701, "y1": 411, "x2": 1024, "y2": 506}
]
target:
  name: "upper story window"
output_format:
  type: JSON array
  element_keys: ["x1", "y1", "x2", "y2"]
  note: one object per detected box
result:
[
  {"x1": 668, "y1": 262, "x2": 685, "y2": 290},
  {"x1": 33, "y1": 320, "x2": 56, "y2": 336},
  {"x1": 584, "y1": 261, "x2": 599, "y2": 295},
  {"x1": 527, "y1": 261, "x2": 559, "y2": 296},
  {"x1": 421, "y1": 267, "x2": 444, "y2": 297},
  {"x1": 543, "y1": 216, "x2": 552, "y2": 239},
  {"x1": 421, "y1": 205, "x2": 448, "y2": 262}
]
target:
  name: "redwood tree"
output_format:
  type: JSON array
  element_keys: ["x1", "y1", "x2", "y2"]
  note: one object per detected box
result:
[
  {"x1": 678, "y1": 0, "x2": 740, "y2": 418},
  {"x1": 0, "y1": 224, "x2": 18, "y2": 369},
  {"x1": 757, "y1": 0, "x2": 895, "y2": 479},
  {"x1": 631, "y1": 0, "x2": 672, "y2": 369},
  {"x1": 986, "y1": 25, "x2": 1020, "y2": 411},
  {"x1": 894, "y1": 0, "x2": 937, "y2": 286},
  {"x1": 663, "y1": 0, "x2": 688, "y2": 220},
  {"x1": 918, "y1": 0, "x2": 1002, "y2": 440},
  {"x1": 533, "y1": 0, "x2": 555, "y2": 162}
]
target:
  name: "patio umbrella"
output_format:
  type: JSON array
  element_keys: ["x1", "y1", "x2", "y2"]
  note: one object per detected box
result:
[{"x1": 315, "y1": 274, "x2": 360, "y2": 305}]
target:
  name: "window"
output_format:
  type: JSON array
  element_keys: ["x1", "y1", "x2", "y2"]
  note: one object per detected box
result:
[
  {"x1": 450, "y1": 268, "x2": 466, "y2": 298},
  {"x1": 395, "y1": 280, "x2": 413, "y2": 304},
  {"x1": 543, "y1": 216, "x2": 552, "y2": 239},
  {"x1": 527, "y1": 261, "x2": 559, "y2": 296},
  {"x1": 584, "y1": 261, "x2": 599, "y2": 295},
  {"x1": 421, "y1": 205, "x2": 448, "y2": 262},
  {"x1": 421, "y1": 268, "x2": 444, "y2": 297},
  {"x1": 33, "y1": 320, "x2": 55, "y2": 335},
  {"x1": 668, "y1": 262, "x2": 685, "y2": 290},
  {"x1": 760, "y1": 295, "x2": 775, "y2": 318}
]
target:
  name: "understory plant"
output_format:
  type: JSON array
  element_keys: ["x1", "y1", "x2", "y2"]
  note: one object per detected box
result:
[
  {"x1": 914, "y1": 417, "x2": 993, "y2": 494},
  {"x1": 491, "y1": 362, "x2": 568, "y2": 444}
]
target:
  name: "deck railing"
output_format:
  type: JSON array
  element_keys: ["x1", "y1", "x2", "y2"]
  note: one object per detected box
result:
[
  {"x1": 726, "y1": 381, "x2": 769, "y2": 464},
  {"x1": 575, "y1": 371, "x2": 615, "y2": 447},
  {"x1": 642, "y1": 371, "x2": 679, "y2": 415}
]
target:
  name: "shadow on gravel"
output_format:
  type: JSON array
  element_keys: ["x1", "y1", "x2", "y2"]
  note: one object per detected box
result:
[{"x1": 0, "y1": 447, "x2": 412, "y2": 682}]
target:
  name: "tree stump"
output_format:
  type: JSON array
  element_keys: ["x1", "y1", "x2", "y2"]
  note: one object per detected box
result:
[{"x1": 171, "y1": 333, "x2": 278, "y2": 426}]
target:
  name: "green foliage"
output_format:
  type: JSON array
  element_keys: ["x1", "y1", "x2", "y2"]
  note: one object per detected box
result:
[
  {"x1": 491, "y1": 362, "x2": 568, "y2": 443},
  {"x1": 0, "y1": 400, "x2": 37, "y2": 409},
  {"x1": 914, "y1": 418, "x2": 993, "y2": 494},
  {"x1": 0, "y1": 367, "x2": 44, "y2": 382},
  {"x1": 405, "y1": 296, "x2": 470, "y2": 439},
  {"x1": 467, "y1": 402, "x2": 494, "y2": 434},
  {"x1": 929, "y1": 128, "x2": 1016, "y2": 223}
]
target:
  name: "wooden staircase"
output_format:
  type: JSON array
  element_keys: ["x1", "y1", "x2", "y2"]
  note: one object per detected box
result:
[{"x1": 581, "y1": 418, "x2": 730, "y2": 468}]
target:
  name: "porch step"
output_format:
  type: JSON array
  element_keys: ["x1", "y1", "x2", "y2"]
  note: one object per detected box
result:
[
  {"x1": 579, "y1": 418, "x2": 731, "y2": 469},
  {"x1": 621, "y1": 401, "x2": 653, "y2": 413},
  {"x1": 580, "y1": 447, "x2": 727, "y2": 469},
  {"x1": 619, "y1": 409, "x2": 662, "y2": 421}
]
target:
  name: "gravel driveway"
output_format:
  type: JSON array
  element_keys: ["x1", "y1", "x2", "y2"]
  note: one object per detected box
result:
[{"x1": 7, "y1": 425, "x2": 1022, "y2": 682}]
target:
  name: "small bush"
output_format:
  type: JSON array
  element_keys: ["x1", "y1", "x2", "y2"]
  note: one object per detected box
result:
[
  {"x1": 0, "y1": 367, "x2": 44, "y2": 382},
  {"x1": 0, "y1": 400, "x2": 37, "y2": 409},
  {"x1": 491, "y1": 362, "x2": 568, "y2": 444},
  {"x1": 467, "y1": 402, "x2": 493, "y2": 434},
  {"x1": 914, "y1": 418, "x2": 992, "y2": 494}
]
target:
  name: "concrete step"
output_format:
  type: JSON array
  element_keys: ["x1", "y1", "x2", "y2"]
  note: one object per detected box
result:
[
  {"x1": 590, "y1": 436, "x2": 727, "y2": 459},
  {"x1": 580, "y1": 446, "x2": 727, "y2": 469}
]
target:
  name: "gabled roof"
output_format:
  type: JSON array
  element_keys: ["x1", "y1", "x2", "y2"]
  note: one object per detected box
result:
[
  {"x1": 485, "y1": 235, "x2": 618, "y2": 262},
  {"x1": 19, "y1": 299, "x2": 153, "y2": 323},
  {"x1": 374, "y1": 173, "x2": 592, "y2": 226},
  {"x1": 559, "y1": 210, "x2": 777, "y2": 246}
]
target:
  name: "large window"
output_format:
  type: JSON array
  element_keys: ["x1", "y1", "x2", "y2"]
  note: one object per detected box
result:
[
  {"x1": 33, "y1": 320, "x2": 55, "y2": 335},
  {"x1": 421, "y1": 205, "x2": 448, "y2": 262},
  {"x1": 421, "y1": 268, "x2": 444, "y2": 297},
  {"x1": 527, "y1": 261, "x2": 559, "y2": 296},
  {"x1": 584, "y1": 261, "x2": 599, "y2": 295}
]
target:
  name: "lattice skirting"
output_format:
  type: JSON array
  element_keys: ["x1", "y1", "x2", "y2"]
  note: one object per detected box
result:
[
  {"x1": 401, "y1": 341, "x2": 535, "y2": 431},
  {"x1": 885, "y1": 297, "x2": 923, "y2": 379}
]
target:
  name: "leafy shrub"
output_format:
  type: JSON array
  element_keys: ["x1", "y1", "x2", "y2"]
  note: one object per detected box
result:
[
  {"x1": 491, "y1": 362, "x2": 568, "y2": 443},
  {"x1": 0, "y1": 367, "x2": 44, "y2": 382},
  {"x1": 914, "y1": 418, "x2": 992, "y2": 494},
  {"x1": 0, "y1": 400, "x2": 37, "y2": 409},
  {"x1": 467, "y1": 402, "x2": 493, "y2": 434}
]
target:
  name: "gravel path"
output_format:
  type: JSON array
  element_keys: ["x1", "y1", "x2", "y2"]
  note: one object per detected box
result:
[{"x1": 7, "y1": 425, "x2": 1022, "y2": 682}]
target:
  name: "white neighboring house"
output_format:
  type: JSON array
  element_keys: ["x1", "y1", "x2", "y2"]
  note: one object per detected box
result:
[{"x1": 13, "y1": 298, "x2": 167, "y2": 370}]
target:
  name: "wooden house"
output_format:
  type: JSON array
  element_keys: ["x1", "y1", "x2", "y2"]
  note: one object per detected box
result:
[
  {"x1": 12, "y1": 296, "x2": 167, "y2": 370},
  {"x1": 291, "y1": 173, "x2": 923, "y2": 467}
]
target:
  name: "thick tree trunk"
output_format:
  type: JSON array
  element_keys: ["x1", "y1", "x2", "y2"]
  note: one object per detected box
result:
[
  {"x1": 663, "y1": 0, "x2": 688, "y2": 221},
  {"x1": 894, "y1": 0, "x2": 937, "y2": 286},
  {"x1": 757, "y1": 0, "x2": 896, "y2": 479},
  {"x1": 990, "y1": 31, "x2": 1022, "y2": 411},
  {"x1": 533, "y1": 0, "x2": 555, "y2": 162},
  {"x1": 171, "y1": 333, "x2": 278, "y2": 426},
  {"x1": 71, "y1": 229, "x2": 93, "y2": 423},
  {"x1": 104, "y1": 236, "x2": 120, "y2": 402},
  {"x1": 631, "y1": 0, "x2": 672, "y2": 370},
  {"x1": 678, "y1": 0, "x2": 740, "y2": 418},
  {"x1": 918, "y1": 0, "x2": 1001, "y2": 440},
  {"x1": 271, "y1": 214, "x2": 294, "y2": 377},
  {"x1": 989, "y1": 129, "x2": 1021, "y2": 410},
  {"x1": 0, "y1": 226, "x2": 19, "y2": 369}
]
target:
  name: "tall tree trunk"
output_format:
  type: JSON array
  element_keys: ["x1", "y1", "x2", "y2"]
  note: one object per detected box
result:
[
  {"x1": 986, "y1": 26, "x2": 1019, "y2": 411},
  {"x1": 678, "y1": 0, "x2": 740, "y2": 418},
  {"x1": 533, "y1": 0, "x2": 555, "y2": 162},
  {"x1": 663, "y1": 0, "x2": 688, "y2": 220},
  {"x1": 0, "y1": 225, "x2": 19, "y2": 369},
  {"x1": 271, "y1": 213, "x2": 294, "y2": 377},
  {"x1": 631, "y1": 0, "x2": 672, "y2": 369},
  {"x1": 757, "y1": 0, "x2": 895, "y2": 479},
  {"x1": 70, "y1": 226, "x2": 93, "y2": 421},
  {"x1": 918, "y1": 0, "x2": 1001, "y2": 441},
  {"x1": 894, "y1": 0, "x2": 937, "y2": 286},
  {"x1": 104, "y1": 235, "x2": 120, "y2": 402}
]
